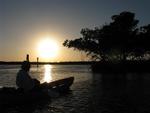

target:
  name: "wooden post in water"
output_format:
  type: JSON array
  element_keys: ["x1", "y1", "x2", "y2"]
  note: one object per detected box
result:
[
  {"x1": 37, "y1": 57, "x2": 39, "y2": 67},
  {"x1": 26, "y1": 54, "x2": 30, "y2": 62}
]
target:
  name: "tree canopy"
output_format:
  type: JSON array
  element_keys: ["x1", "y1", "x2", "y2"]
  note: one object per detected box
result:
[{"x1": 63, "y1": 11, "x2": 150, "y2": 61}]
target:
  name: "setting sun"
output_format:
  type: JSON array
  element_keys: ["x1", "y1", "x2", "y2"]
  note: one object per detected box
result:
[{"x1": 38, "y1": 38, "x2": 59, "y2": 59}]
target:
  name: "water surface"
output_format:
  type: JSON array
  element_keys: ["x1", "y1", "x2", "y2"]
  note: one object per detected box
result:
[{"x1": 1, "y1": 64, "x2": 150, "y2": 113}]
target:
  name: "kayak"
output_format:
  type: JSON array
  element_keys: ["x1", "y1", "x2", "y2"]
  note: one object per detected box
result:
[
  {"x1": 45, "y1": 76, "x2": 74, "y2": 89},
  {"x1": 0, "y1": 77, "x2": 74, "y2": 105}
]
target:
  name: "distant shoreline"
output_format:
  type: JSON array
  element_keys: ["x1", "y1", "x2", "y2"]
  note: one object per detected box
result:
[
  {"x1": 0, "y1": 61, "x2": 92, "y2": 65},
  {"x1": 1, "y1": 60, "x2": 150, "y2": 73}
]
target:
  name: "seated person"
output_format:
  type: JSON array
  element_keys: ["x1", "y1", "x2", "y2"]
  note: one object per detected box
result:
[{"x1": 16, "y1": 61, "x2": 40, "y2": 92}]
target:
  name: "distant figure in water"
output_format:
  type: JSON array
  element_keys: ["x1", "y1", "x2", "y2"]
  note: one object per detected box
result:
[{"x1": 16, "y1": 61, "x2": 41, "y2": 92}]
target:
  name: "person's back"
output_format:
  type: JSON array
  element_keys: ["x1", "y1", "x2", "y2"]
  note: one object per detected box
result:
[
  {"x1": 16, "y1": 61, "x2": 35, "y2": 92},
  {"x1": 16, "y1": 69, "x2": 34, "y2": 92}
]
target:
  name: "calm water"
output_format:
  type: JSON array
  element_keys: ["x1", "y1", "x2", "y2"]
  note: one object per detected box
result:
[{"x1": 0, "y1": 64, "x2": 150, "y2": 113}]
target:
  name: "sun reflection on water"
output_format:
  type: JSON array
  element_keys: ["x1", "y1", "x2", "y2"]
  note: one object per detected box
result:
[{"x1": 43, "y1": 65, "x2": 52, "y2": 83}]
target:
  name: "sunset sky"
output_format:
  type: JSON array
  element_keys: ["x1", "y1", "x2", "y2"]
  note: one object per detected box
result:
[{"x1": 0, "y1": 0, "x2": 150, "y2": 62}]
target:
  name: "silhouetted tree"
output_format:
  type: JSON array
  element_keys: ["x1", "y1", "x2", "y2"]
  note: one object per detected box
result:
[
  {"x1": 63, "y1": 11, "x2": 150, "y2": 62},
  {"x1": 137, "y1": 24, "x2": 150, "y2": 59}
]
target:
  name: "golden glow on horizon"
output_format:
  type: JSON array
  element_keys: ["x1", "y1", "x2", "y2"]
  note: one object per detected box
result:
[
  {"x1": 43, "y1": 65, "x2": 52, "y2": 83},
  {"x1": 38, "y1": 38, "x2": 59, "y2": 60}
]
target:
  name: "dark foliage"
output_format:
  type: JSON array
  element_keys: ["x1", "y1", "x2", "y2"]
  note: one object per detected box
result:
[{"x1": 63, "y1": 11, "x2": 150, "y2": 62}]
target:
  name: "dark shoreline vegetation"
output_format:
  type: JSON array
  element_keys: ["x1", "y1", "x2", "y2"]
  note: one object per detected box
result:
[
  {"x1": 62, "y1": 11, "x2": 150, "y2": 73},
  {"x1": 92, "y1": 60, "x2": 150, "y2": 73}
]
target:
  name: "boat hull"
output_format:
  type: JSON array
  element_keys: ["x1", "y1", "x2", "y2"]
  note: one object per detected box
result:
[{"x1": 0, "y1": 77, "x2": 74, "y2": 105}]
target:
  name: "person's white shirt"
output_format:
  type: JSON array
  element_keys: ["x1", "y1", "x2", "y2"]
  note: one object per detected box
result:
[{"x1": 16, "y1": 69, "x2": 35, "y2": 92}]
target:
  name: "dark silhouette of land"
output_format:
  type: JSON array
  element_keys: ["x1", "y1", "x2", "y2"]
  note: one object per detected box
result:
[
  {"x1": 0, "y1": 61, "x2": 92, "y2": 65},
  {"x1": 63, "y1": 11, "x2": 150, "y2": 73},
  {"x1": 91, "y1": 60, "x2": 150, "y2": 73}
]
